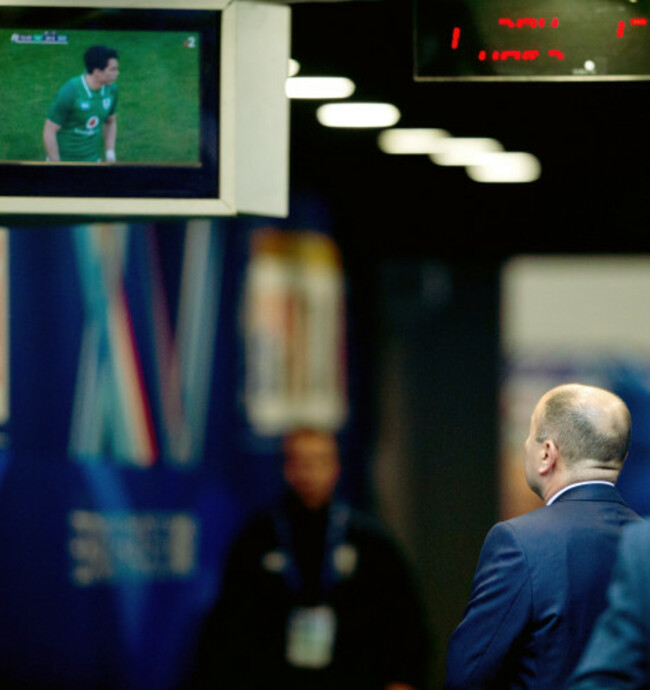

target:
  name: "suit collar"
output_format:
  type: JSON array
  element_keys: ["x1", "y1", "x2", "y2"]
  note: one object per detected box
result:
[{"x1": 550, "y1": 481, "x2": 623, "y2": 505}]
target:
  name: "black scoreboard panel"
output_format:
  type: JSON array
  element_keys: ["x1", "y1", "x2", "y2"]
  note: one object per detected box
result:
[{"x1": 414, "y1": 0, "x2": 650, "y2": 80}]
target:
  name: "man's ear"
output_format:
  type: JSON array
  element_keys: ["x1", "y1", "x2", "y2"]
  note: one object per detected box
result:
[{"x1": 539, "y1": 439, "x2": 558, "y2": 476}]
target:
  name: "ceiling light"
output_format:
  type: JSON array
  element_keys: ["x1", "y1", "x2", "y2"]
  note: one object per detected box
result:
[
  {"x1": 316, "y1": 102, "x2": 401, "y2": 128},
  {"x1": 377, "y1": 128, "x2": 451, "y2": 154},
  {"x1": 286, "y1": 76, "x2": 356, "y2": 99},
  {"x1": 466, "y1": 152, "x2": 542, "y2": 183},
  {"x1": 288, "y1": 59, "x2": 301, "y2": 77},
  {"x1": 429, "y1": 138, "x2": 503, "y2": 166}
]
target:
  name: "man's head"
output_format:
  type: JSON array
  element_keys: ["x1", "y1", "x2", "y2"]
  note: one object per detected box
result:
[
  {"x1": 84, "y1": 46, "x2": 119, "y2": 84},
  {"x1": 524, "y1": 383, "x2": 631, "y2": 500},
  {"x1": 282, "y1": 428, "x2": 341, "y2": 510}
]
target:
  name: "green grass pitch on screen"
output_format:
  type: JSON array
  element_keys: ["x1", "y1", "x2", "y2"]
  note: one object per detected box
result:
[{"x1": 0, "y1": 28, "x2": 201, "y2": 163}]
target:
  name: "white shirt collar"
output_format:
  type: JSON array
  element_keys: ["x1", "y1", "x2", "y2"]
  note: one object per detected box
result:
[
  {"x1": 81, "y1": 74, "x2": 103, "y2": 97},
  {"x1": 546, "y1": 480, "x2": 615, "y2": 506},
  {"x1": 81, "y1": 74, "x2": 92, "y2": 98}
]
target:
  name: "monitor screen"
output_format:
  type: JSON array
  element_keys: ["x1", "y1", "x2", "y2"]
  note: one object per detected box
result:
[{"x1": 0, "y1": 3, "x2": 221, "y2": 214}]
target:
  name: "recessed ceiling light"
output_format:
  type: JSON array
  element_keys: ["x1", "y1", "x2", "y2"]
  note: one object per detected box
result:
[
  {"x1": 286, "y1": 76, "x2": 356, "y2": 100},
  {"x1": 429, "y1": 138, "x2": 503, "y2": 166},
  {"x1": 377, "y1": 128, "x2": 451, "y2": 154},
  {"x1": 288, "y1": 59, "x2": 301, "y2": 77},
  {"x1": 316, "y1": 102, "x2": 401, "y2": 128},
  {"x1": 466, "y1": 152, "x2": 542, "y2": 183}
]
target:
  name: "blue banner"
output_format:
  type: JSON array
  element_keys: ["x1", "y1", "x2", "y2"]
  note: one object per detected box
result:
[{"x1": 0, "y1": 217, "x2": 356, "y2": 688}]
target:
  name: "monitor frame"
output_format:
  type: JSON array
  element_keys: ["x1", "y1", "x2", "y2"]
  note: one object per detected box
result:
[{"x1": 0, "y1": 0, "x2": 291, "y2": 219}]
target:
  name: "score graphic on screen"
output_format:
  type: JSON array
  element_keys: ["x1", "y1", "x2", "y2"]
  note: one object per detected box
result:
[{"x1": 414, "y1": 0, "x2": 650, "y2": 80}]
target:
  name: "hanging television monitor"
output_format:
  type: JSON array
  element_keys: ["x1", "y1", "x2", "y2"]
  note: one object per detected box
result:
[{"x1": 0, "y1": 0, "x2": 290, "y2": 218}]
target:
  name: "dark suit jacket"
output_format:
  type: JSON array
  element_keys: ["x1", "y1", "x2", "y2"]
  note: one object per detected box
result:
[
  {"x1": 568, "y1": 518, "x2": 650, "y2": 689},
  {"x1": 444, "y1": 483, "x2": 640, "y2": 689}
]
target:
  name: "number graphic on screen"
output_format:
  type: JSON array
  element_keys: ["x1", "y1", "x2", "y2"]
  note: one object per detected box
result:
[
  {"x1": 495, "y1": 17, "x2": 560, "y2": 28},
  {"x1": 477, "y1": 49, "x2": 563, "y2": 61},
  {"x1": 617, "y1": 18, "x2": 648, "y2": 37},
  {"x1": 456, "y1": 17, "x2": 563, "y2": 63},
  {"x1": 451, "y1": 26, "x2": 461, "y2": 49}
]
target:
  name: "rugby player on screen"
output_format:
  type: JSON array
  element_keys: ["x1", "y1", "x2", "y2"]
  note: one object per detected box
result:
[{"x1": 43, "y1": 45, "x2": 119, "y2": 163}]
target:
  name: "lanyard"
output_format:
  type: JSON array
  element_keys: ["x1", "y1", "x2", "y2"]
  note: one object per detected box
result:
[{"x1": 272, "y1": 502, "x2": 350, "y2": 596}]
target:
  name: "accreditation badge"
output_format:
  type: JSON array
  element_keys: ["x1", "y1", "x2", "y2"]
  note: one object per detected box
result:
[{"x1": 285, "y1": 605, "x2": 337, "y2": 669}]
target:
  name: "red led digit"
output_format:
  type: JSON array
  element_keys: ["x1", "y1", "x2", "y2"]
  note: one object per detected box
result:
[
  {"x1": 516, "y1": 18, "x2": 537, "y2": 28},
  {"x1": 451, "y1": 26, "x2": 461, "y2": 49},
  {"x1": 477, "y1": 14, "x2": 564, "y2": 66},
  {"x1": 617, "y1": 19, "x2": 647, "y2": 38},
  {"x1": 499, "y1": 17, "x2": 558, "y2": 28}
]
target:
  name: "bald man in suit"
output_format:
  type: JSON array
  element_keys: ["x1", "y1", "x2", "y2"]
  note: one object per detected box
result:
[{"x1": 445, "y1": 383, "x2": 641, "y2": 690}]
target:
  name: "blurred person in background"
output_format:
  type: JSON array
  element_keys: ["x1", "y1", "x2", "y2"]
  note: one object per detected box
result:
[
  {"x1": 568, "y1": 518, "x2": 650, "y2": 689},
  {"x1": 445, "y1": 383, "x2": 641, "y2": 689},
  {"x1": 191, "y1": 428, "x2": 429, "y2": 690}
]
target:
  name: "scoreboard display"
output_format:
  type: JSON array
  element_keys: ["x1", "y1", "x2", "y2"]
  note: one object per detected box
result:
[{"x1": 414, "y1": 0, "x2": 650, "y2": 80}]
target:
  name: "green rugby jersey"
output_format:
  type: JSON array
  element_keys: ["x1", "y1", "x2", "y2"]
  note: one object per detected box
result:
[{"x1": 47, "y1": 74, "x2": 118, "y2": 162}]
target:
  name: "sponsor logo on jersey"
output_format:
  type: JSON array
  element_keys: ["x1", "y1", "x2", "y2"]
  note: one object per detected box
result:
[{"x1": 86, "y1": 116, "x2": 100, "y2": 130}]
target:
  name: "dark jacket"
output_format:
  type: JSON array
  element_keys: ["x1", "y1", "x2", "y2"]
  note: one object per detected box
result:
[
  {"x1": 192, "y1": 494, "x2": 429, "y2": 690},
  {"x1": 569, "y1": 518, "x2": 650, "y2": 689}
]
